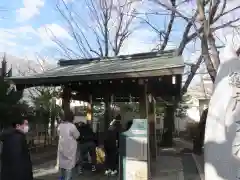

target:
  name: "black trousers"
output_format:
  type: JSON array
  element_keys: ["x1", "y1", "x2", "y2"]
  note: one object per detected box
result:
[
  {"x1": 105, "y1": 146, "x2": 118, "y2": 170},
  {"x1": 78, "y1": 141, "x2": 96, "y2": 167}
]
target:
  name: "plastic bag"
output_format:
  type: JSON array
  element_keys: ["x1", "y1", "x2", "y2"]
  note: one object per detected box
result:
[{"x1": 96, "y1": 147, "x2": 105, "y2": 164}]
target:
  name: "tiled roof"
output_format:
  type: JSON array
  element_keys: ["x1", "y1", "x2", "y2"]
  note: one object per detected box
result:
[{"x1": 6, "y1": 50, "x2": 184, "y2": 85}]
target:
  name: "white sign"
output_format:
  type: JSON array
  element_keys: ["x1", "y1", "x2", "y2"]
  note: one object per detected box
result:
[
  {"x1": 131, "y1": 129, "x2": 147, "y2": 135},
  {"x1": 125, "y1": 159, "x2": 148, "y2": 180}
]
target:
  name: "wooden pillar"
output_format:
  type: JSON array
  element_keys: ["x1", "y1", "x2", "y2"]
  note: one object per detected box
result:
[
  {"x1": 162, "y1": 103, "x2": 175, "y2": 147},
  {"x1": 148, "y1": 95, "x2": 157, "y2": 161},
  {"x1": 139, "y1": 81, "x2": 153, "y2": 177},
  {"x1": 86, "y1": 94, "x2": 93, "y2": 126},
  {"x1": 139, "y1": 82, "x2": 147, "y2": 119},
  {"x1": 62, "y1": 85, "x2": 71, "y2": 119},
  {"x1": 104, "y1": 94, "x2": 112, "y2": 132},
  {"x1": 139, "y1": 83, "x2": 157, "y2": 159},
  {"x1": 160, "y1": 75, "x2": 177, "y2": 147}
]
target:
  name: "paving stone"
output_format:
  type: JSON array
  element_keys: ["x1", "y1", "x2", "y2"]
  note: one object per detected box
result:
[{"x1": 33, "y1": 138, "x2": 201, "y2": 180}]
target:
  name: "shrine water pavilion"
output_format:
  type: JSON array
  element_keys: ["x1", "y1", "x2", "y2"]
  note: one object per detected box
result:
[{"x1": 6, "y1": 49, "x2": 184, "y2": 174}]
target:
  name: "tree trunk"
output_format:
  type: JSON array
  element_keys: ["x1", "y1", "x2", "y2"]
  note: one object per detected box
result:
[
  {"x1": 104, "y1": 94, "x2": 111, "y2": 139},
  {"x1": 208, "y1": 33, "x2": 220, "y2": 70},
  {"x1": 201, "y1": 32, "x2": 216, "y2": 82},
  {"x1": 50, "y1": 115, "x2": 55, "y2": 144},
  {"x1": 44, "y1": 124, "x2": 48, "y2": 147}
]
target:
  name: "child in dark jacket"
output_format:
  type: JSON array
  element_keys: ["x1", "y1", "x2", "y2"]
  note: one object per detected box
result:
[{"x1": 76, "y1": 122, "x2": 97, "y2": 174}]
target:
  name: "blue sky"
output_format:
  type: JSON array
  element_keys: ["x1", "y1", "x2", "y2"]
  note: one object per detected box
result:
[
  {"x1": 1, "y1": 0, "x2": 209, "y2": 89},
  {"x1": 0, "y1": 0, "x2": 191, "y2": 64},
  {"x1": 0, "y1": 0, "x2": 237, "y2": 79},
  {"x1": 0, "y1": 0, "x2": 75, "y2": 61},
  {"x1": 1, "y1": 0, "x2": 239, "y2": 92}
]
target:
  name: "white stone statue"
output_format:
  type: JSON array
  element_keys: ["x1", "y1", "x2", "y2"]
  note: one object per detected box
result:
[{"x1": 204, "y1": 44, "x2": 240, "y2": 180}]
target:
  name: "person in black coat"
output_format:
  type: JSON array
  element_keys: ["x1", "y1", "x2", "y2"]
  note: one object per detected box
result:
[
  {"x1": 0, "y1": 118, "x2": 33, "y2": 180},
  {"x1": 104, "y1": 115, "x2": 122, "y2": 176}
]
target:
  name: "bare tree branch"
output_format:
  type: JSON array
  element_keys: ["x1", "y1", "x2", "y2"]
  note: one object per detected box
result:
[
  {"x1": 151, "y1": 0, "x2": 191, "y2": 22},
  {"x1": 54, "y1": 0, "x2": 136, "y2": 58},
  {"x1": 146, "y1": 0, "x2": 240, "y2": 92},
  {"x1": 181, "y1": 55, "x2": 203, "y2": 94},
  {"x1": 177, "y1": 11, "x2": 199, "y2": 55},
  {"x1": 159, "y1": 0, "x2": 176, "y2": 51}
]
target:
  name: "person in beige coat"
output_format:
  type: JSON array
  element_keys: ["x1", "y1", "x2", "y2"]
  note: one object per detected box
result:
[{"x1": 58, "y1": 112, "x2": 80, "y2": 180}]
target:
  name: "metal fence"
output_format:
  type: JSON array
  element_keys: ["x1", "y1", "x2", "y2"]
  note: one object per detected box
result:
[{"x1": 26, "y1": 123, "x2": 58, "y2": 152}]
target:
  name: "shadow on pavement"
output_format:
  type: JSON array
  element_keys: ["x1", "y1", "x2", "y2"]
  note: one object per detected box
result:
[
  {"x1": 33, "y1": 162, "x2": 118, "y2": 180},
  {"x1": 34, "y1": 170, "x2": 118, "y2": 180}
]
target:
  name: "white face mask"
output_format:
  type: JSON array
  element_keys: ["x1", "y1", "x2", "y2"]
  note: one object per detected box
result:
[{"x1": 23, "y1": 126, "x2": 29, "y2": 133}]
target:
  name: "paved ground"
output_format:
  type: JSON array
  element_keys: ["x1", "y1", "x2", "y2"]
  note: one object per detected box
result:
[
  {"x1": 33, "y1": 139, "x2": 201, "y2": 180},
  {"x1": 31, "y1": 145, "x2": 57, "y2": 165},
  {"x1": 192, "y1": 154, "x2": 204, "y2": 180},
  {"x1": 33, "y1": 161, "x2": 117, "y2": 180},
  {"x1": 175, "y1": 138, "x2": 204, "y2": 180},
  {"x1": 152, "y1": 139, "x2": 201, "y2": 180},
  {"x1": 32, "y1": 145, "x2": 117, "y2": 180}
]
